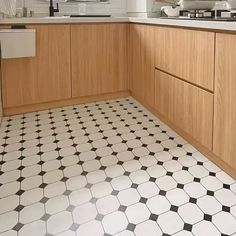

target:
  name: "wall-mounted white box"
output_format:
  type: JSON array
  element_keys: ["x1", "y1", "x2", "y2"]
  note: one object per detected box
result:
[
  {"x1": 0, "y1": 29, "x2": 36, "y2": 59},
  {"x1": 127, "y1": 0, "x2": 154, "y2": 13}
]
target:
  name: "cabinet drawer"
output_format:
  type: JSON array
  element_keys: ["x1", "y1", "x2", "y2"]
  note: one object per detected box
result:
[
  {"x1": 155, "y1": 70, "x2": 213, "y2": 150},
  {"x1": 155, "y1": 27, "x2": 215, "y2": 91}
]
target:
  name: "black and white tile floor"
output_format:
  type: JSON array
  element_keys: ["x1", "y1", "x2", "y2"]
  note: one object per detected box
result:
[{"x1": 0, "y1": 97, "x2": 236, "y2": 236}]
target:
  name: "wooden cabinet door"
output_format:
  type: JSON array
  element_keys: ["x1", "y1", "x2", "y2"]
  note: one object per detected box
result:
[
  {"x1": 2, "y1": 25, "x2": 71, "y2": 108},
  {"x1": 155, "y1": 27, "x2": 215, "y2": 91},
  {"x1": 155, "y1": 70, "x2": 214, "y2": 149},
  {"x1": 71, "y1": 24, "x2": 128, "y2": 98},
  {"x1": 214, "y1": 33, "x2": 236, "y2": 169},
  {"x1": 129, "y1": 24, "x2": 155, "y2": 107}
]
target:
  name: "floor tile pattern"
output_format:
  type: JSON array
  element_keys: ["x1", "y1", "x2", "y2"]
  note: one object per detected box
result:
[{"x1": 0, "y1": 97, "x2": 236, "y2": 236}]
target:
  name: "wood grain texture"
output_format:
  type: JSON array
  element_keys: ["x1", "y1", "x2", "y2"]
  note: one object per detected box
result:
[
  {"x1": 213, "y1": 33, "x2": 236, "y2": 169},
  {"x1": 155, "y1": 27, "x2": 215, "y2": 91},
  {"x1": 2, "y1": 25, "x2": 71, "y2": 108},
  {"x1": 133, "y1": 93, "x2": 236, "y2": 179},
  {"x1": 128, "y1": 24, "x2": 155, "y2": 107},
  {"x1": 155, "y1": 70, "x2": 214, "y2": 150},
  {"x1": 71, "y1": 23, "x2": 128, "y2": 98},
  {"x1": 4, "y1": 91, "x2": 130, "y2": 116}
]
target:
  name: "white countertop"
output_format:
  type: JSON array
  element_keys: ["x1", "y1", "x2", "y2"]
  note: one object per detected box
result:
[{"x1": 1, "y1": 16, "x2": 236, "y2": 32}]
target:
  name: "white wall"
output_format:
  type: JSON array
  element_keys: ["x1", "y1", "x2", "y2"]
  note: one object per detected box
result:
[{"x1": 20, "y1": 0, "x2": 127, "y2": 15}]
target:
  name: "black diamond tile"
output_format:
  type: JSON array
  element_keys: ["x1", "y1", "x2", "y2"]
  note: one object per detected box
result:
[
  {"x1": 194, "y1": 177, "x2": 201, "y2": 183},
  {"x1": 81, "y1": 171, "x2": 88, "y2": 176},
  {"x1": 100, "y1": 166, "x2": 106, "y2": 171},
  {"x1": 157, "y1": 161, "x2": 164, "y2": 165},
  {"x1": 149, "y1": 213, "x2": 158, "y2": 221},
  {"x1": 90, "y1": 197, "x2": 98, "y2": 203},
  {"x1": 189, "y1": 197, "x2": 197, "y2": 204},
  {"x1": 95, "y1": 214, "x2": 104, "y2": 221},
  {"x1": 186, "y1": 152, "x2": 192, "y2": 156},
  {"x1": 182, "y1": 166, "x2": 189, "y2": 171},
  {"x1": 223, "y1": 184, "x2": 230, "y2": 190},
  {"x1": 40, "y1": 197, "x2": 49, "y2": 203},
  {"x1": 64, "y1": 190, "x2": 72, "y2": 196},
  {"x1": 41, "y1": 213, "x2": 50, "y2": 221},
  {"x1": 149, "y1": 152, "x2": 155, "y2": 156},
  {"x1": 177, "y1": 183, "x2": 184, "y2": 189},
  {"x1": 67, "y1": 205, "x2": 75, "y2": 212},
  {"x1": 39, "y1": 183, "x2": 47, "y2": 188},
  {"x1": 14, "y1": 205, "x2": 24, "y2": 212},
  {"x1": 197, "y1": 161, "x2": 203, "y2": 166},
  {"x1": 111, "y1": 190, "x2": 119, "y2": 196},
  {"x1": 204, "y1": 214, "x2": 212, "y2": 222},
  {"x1": 61, "y1": 177, "x2": 69, "y2": 182},
  {"x1": 222, "y1": 205, "x2": 230, "y2": 212},
  {"x1": 117, "y1": 161, "x2": 124, "y2": 165},
  {"x1": 13, "y1": 223, "x2": 24, "y2": 231},
  {"x1": 16, "y1": 190, "x2": 25, "y2": 196},
  {"x1": 17, "y1": 166, "x2": 25, "y2": 171},
  {"x1": 170, "y1": 205, "x2": 178, "y2": 212},
  {"x1": 105, "y1": 177, "x2": 112, "y2": 182},
  {"x1": 17, "y1": 177, "x2": 25, "y2": 182},
  {"x1": 131, "y1": 183, "x2": 138, "y2": 189},
  {"x1": 141, "y1": 166, "x2": 148, "y2": 171},
  {"x1": 207, "y1": 190, "x2": 214, "y2": 196},
  {"x1": 139, "y1": 197, "x2": 148, "y2": 204},
  {"x1": 38, "y1": 161, "x2": 44, "y2": 165},
  {"x1": 183, "y1": 223, "x2": 193, "y2": 232},
  {"x1": 127, "y1": 223, "x2": 136, "y2": 231},
  {"x1": 166, "y1": 172, "x2": 173, "y2": 176},
  {"x1": 209, "y1": 172, "x2": 216, "y2": 177},
  {"x1": 39, "y1": 171, "x2": 46, "y2": 176},
  {"x1": 118, "y1": 205, "x2": 127, "y2": 212},
  {"x1": 159, "y1": 190, "x2": 167, "y2": 196},
  {"x1": 149, "y1": 177, "x2": 156, "y2": 182},
  {"x1": 163, "y1": 148, "x2": 169, "y2": 152}
]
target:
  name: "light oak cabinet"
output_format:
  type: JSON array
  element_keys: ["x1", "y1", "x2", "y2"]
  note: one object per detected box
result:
[
  {"x1": 155, "y1": 27, "x2": 215, "y2": 91},
  {"x1": 155, "y1": 70, "x2": 214, "y2": 150},
  {"x1": 213, "y1": 33, "x2": 236, "y2": 169},
  {"x1": 71, "y1": 24, "x2": 128, "y2": 98},
  {"x1": 2, "y1": 25, "x2": 71, "y2": 108},
  {"x1": 128, "y1": 24, "x2": 155, "y2": 107}
]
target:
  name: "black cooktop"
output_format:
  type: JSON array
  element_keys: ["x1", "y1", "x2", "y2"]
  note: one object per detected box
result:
[{"x1": 160, "y1": 17, "x2": 236, "y2": 22}]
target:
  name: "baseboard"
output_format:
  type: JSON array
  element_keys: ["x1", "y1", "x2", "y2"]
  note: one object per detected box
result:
[
  {"x1": 131, "y1": 92, "x2": 236, "y2": 180},
  {"x1": 3, "y1": 91, "x2": 131, "y2": 116}
]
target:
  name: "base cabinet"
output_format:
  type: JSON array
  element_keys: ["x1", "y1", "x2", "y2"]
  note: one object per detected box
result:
[
  {"x1": 2, "y1": 25, "x2": 71, "y2": 108},
  {"x1": 213, "y1": 33, "x2": 236, "y2": 169},
  {"x1": 71, "y1": 24, "x2": 128, "y2": 98},
  {"x1": 155, "y1": 27, "x2": 215, "y2": 91},
  {"x1": 129, "y1": 24, "x2": 155, "y2": 107},
  {"x1": 155, "y1": 70, "x2": 214, "y2": 150}
]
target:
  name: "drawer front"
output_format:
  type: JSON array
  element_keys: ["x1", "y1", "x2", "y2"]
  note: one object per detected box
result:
[
  {"x1": 155, "y1": 70, "x2": 214, "y2": 150},
  {"x1": 213, "y1": 33, "x2": 236, "y2": 168},
  {"x1": 155, "y1": 27, "x2": 215, "y2": 91}
]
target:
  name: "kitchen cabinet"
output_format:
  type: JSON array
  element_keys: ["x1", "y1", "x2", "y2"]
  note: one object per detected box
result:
[
  {"x1": 213, "y1": 33, "x2": 236, "y2": 169},
  {"x1": 129, "y1": 24, "x2": 155, "y2": 107},
  {"x1": 2, "y1": 25, "x2": 71, "y2": 108},
  {"x1": 71, "y1": 24, "x2": 128, "y2": 98},
  {"x1": 155, "y1": 69, "x2": 214, "y2": 150},
  {"x1": 155, "y1": 27, "x2": 215, "y2": 91}
]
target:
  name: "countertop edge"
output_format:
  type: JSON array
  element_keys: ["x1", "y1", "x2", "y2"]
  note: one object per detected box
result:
[{"x1": 1, "y1": 16, "x2": 236, "y2": 32}]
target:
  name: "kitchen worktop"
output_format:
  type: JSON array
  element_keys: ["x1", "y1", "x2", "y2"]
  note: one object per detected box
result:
[{"x1": 1, "y1": 15, "x2": 236, "y2": 32}]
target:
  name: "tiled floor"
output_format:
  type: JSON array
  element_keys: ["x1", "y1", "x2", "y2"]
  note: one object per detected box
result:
[{"x1": 0, "y1": 97, "x2": 236, "y2": 236}]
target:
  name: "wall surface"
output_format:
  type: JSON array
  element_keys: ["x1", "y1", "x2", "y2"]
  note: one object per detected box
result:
[{"x1": 19, "y1": 0, "x2": 127, "y2": 15}]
